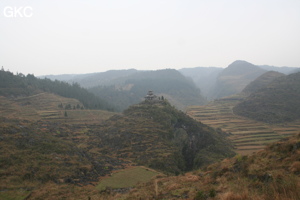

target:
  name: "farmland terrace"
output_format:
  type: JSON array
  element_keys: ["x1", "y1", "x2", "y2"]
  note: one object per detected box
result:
[{"x1": 187, "y1": 97, "x2": 300, "y2": 155}]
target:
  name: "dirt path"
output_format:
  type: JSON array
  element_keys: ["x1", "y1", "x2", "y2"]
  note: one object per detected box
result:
[{"x1": 154, "y1": 179, "x2": 158, "y2": 196}]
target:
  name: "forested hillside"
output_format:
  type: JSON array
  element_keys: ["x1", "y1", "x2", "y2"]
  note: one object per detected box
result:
[
  {"x1": 242, "y1": 71, "x2": 285, "y2": 96},
  {"x1": 234, "y1": 72, "x2": 300, "y2": 123},
  {"x1": 0, "y1": 70, "x2": 114, "y2": 111}
]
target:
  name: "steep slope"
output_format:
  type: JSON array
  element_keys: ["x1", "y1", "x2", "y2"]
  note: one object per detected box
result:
[
  {"x1": 0, "y1": 118, "x2": 126, "y2": 200},
  {"x1": 210, "y1": 60, "x2": 266, "y2": 99},
  {"x1": 242, "y1": 71, "x2": 285, "y2": 96},
  {"x1": 89, "y1": 99, "x2": 235, "y2": 174},
  {"x1": 179, "y1": 67, "x2": 223, "y2": 99},
  {"x1": 234, "y1": 72, "x2": 300, "y2": 123},
  {"x1": 89, "y1": 69, "x2": 207, "y2": 111},
  {"x1": 115, "y1": 134, "x2": 300, "y2": 200}
]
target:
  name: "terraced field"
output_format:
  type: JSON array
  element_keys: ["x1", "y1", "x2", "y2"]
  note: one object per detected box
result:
[
  {"x1": 187, "y1": 97, "x2": 300, "y2": 155},
  {"x1": 0, "y1": 93, "x2": 115, "y2": 123}
]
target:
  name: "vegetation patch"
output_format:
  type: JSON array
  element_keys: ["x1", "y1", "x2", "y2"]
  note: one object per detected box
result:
[
  {"x1": 0, "y1": 190, "x2": 31, "y2": 200},
  {"x1": 96, "y1": 167, "x2": 159, "y2": 191}
]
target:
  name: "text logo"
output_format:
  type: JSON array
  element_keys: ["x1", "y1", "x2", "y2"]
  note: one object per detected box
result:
[{"x1": 3, "y1": 6, "x2": 33, "y2": 18}]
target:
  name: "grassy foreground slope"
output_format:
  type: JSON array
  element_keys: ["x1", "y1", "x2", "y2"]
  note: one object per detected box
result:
[{"x1": 116, "y1": 134, "x2": 300, "y2": 200}]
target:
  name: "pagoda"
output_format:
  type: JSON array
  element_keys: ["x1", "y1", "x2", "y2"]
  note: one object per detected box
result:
[{"x1": 144, "y1": 90, "x2": 157, "y2": 101}]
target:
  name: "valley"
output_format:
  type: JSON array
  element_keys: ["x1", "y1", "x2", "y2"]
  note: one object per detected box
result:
[
  {"x1": 1, "y1": 63, "x2": 300, "y2": 199},
  {"x1": 2, "y1": 0, "x2": 300, "y2": 197}
]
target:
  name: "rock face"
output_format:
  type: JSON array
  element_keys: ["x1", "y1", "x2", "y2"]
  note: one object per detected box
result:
[{"x1": 92, "y1": 99, "x2": 235, "y2": 174}]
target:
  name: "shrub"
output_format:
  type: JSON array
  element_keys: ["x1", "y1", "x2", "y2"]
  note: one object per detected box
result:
[{"x1": 195, "y1": 190, "x2": 207, "y2": 200}]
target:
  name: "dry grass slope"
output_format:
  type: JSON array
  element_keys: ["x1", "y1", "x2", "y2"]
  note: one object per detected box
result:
[{"x1": 112, "y1": 134, "x2": 300, "y2": 200}]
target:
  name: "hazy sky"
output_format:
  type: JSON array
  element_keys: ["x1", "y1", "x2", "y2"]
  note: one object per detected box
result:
[{"x1": 1, "y1": 0, "x2": 300, "y2": 75}]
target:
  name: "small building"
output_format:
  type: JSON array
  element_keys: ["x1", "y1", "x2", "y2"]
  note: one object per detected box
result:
[{"x1": 144, "y1": 90, "x2": 157, "y2": 101}]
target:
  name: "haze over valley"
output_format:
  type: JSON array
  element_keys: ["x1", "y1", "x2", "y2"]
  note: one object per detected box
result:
[{"x1": 1, "y1": 0, "x2": 300, "y2": 199}]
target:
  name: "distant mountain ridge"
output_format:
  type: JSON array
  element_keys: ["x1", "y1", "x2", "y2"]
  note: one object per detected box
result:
[
  {"x1": 89, "y1": 69, "x2": 207, "y2": 111},
  {"x1": 71, "y1": 69, "x2": 138, "y2": 88},
  {"x1": 258, "y1": 65, "x2": 298, "y2": 74},
  {"x1": 179, "y1": 60, "x2": 299, "y2": 100},
  {"x1": 40, "y1": 60, "x2": 300, "y2": 103},
  {"x1": 208, "y1": 60, "x2": 267, "y2": 99},
  {"x1": 41, "y1": 69, "x2": 139, "y2": 88}
]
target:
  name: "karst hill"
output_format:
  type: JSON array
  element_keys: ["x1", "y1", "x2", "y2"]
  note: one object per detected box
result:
[
  {"x1": 234, "y1": 72, "x2": 300, "y2": 123},
  {"x1": 89, "y1": 92, "x2": 235, "y2": 174}
]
